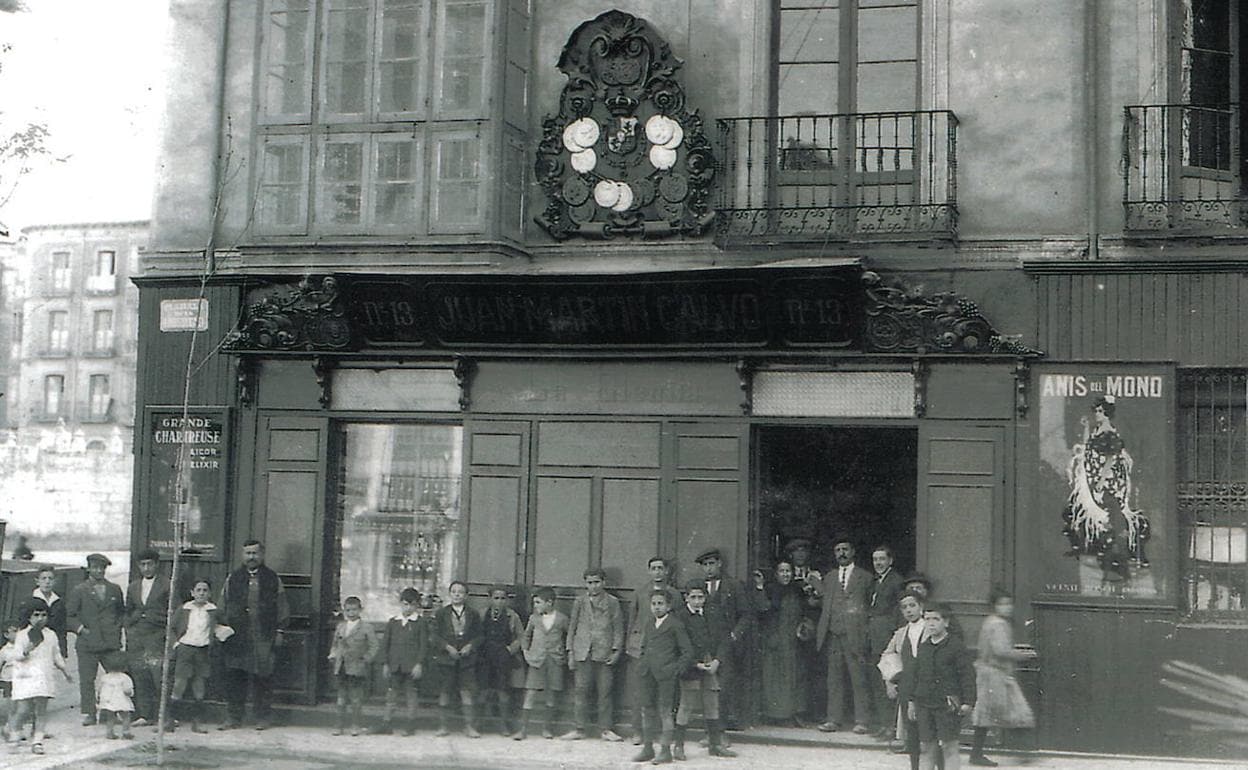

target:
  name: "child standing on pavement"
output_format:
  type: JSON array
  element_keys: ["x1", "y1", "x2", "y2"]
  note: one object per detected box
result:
[
  {"x1": 3, "y1": 598, "x2": 73, "y2": 754},
  {"x1": 632, "y1": 590, "x2": 694, "y2": 765},
  {"x1": 171, "y1": 578, "x2": 221, "y2": 733},
  {"x1": 0, "y1": 620, "x2": 17, "y2": 740},
  {"x1": 376, "y1": 587, "x2": 429, "y2": 736},
  {"x1": 901, "y1": 603, "x2": 976, "y2": 770},
  {"x1": 97, "y1": 652, "x2": 136, "y2": 740},
  {"x1": 328, "y1": 596, "x2": 380, "y2": 736},
  {"x1": 432, "y1": 581, "x2": 483, "y2": 737},
  {"x1": 478, "y1": 585, "x2": 524, "y2": 736},
  {"x1": 675, "y1": 582, "x2": 737, "y2": 760},
  {"x1": 563, "y1": 567, "x2": 625, "y2": 742},
  {"x1": 514, "y1": 586, "x2": 569, "y2": 740}
]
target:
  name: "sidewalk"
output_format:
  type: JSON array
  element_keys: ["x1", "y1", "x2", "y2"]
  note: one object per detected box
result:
[{"x1": 3, "y1": 699, "x2": 1238, "y2": 770}]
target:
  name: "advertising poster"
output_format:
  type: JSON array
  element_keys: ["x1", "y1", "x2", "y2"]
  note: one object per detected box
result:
[
  {"x1": 1037, "y1": 365, "x2": 1173, "y2": 602},
  {"x1": 145, "y1": 406, "x2": 230, "y2": 561}
]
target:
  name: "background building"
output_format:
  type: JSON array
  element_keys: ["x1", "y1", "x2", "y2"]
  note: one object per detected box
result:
[
  {"x1": 132, "y1": 1, "x2": 1246, "y2": 757},
  {"x1": 0, "y1": 221, "x2": 143, "y2": 547}
]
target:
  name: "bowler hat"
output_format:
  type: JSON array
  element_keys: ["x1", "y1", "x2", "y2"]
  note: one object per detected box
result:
[
  {"x1": 694, "y1": 548, "x2": 722, "y2": 564},
  {"x1": 85, "y1": 553, "x2": 112, "y2": 567}
]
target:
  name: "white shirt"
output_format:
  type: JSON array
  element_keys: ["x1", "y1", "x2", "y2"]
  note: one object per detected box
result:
[
  {"x1": 707, "y1": 579, "x2": 720, "y2": 595},
  {"x1": 178, "y1": 601, "x2": 217, "y2": 648},
  {"x1": 140, "y1": 577, "x2": 156, "y2": 605},
  {"x1": 838, "y1": 565, "x2": 850, "y2": 591},
  {"x1": 540, "y1": 612, "x2": 557, "y2": 631},
  {"x1": 654, "y1": 614, "x2": 668, "y2": 630},
  {"x1": 906, "y1": 619, "x2": 924, "y2": 657},
  {"x1": 31, "y1": 588, "x2": 59, "y2": 607}
]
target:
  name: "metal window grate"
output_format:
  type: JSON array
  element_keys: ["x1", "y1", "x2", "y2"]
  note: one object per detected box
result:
[{"x1": 1177, "y1": 369, "x2": 1248, "y2": 616}]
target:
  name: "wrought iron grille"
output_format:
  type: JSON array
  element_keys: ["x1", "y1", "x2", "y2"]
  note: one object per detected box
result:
[
  {"x1": 1177, "y1": 369, "x2": 1248, "y2": 617},
  {"x1": 1123, "y1": 103, "x2": 1248, "y2": 233},
  {"x1": 714, "y1": 110, "x2": 957, "y2": 245}
]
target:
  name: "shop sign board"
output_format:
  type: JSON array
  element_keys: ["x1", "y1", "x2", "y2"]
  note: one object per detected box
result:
[
  {"x1": 1035, "y1": 364, "x2": 1174, "y2": 604},
  {"x1": 143, "y1": 406, "x2": 230, "y2": 561},
  {"x1": 159, "y1": 298, "x2": 209, "y2": 332}
]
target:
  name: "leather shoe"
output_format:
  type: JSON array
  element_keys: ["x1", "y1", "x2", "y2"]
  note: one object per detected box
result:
[
  {"x1": 632, "y1": 745, "x2": 656, "y2": 762},
  {"x1": 671, "y1": 743, "x2": 686, "y2": 761},
  {"x1": 651, "y1": 746, "x2": 673, "y2": 765},
  {"x1": 602, "y1": 729, "x2": 624, "y2": 742},
  {"x1": 709, "y1": 745, "x2": 738, "y2": 758},
  {"x1": 969, "y1": 755, "x2": 999, "y2": 767},
  {"x1": 81, "y1": 715, "x2": 97, "y2": 727},
  {"x1": 816, "y1": 721, "x2": 839, "y2": 732},
  {"x1": 852, "y1": 723, "x2": 870, "y2": 735}
]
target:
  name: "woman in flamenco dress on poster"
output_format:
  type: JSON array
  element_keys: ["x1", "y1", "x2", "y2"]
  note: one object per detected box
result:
[{"x1": 1061, "y1": 395, "x2": 1151, "y2": 584}]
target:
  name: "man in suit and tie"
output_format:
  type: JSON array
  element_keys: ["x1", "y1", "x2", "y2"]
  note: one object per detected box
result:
[
  {"x1": 865, "y1": 544, "x2": 905, "y2": 738},
  {"x1": 67, "y1": 552, "x2": 125, "y2": 725},
  {"x1": 125, "y1": 548, "x2": 171, "y2": 726},
  {"x1": 633, "y1": 590, "x2": 694, "y2": 765},
  {"x1": 694, "y1": 548, "x2": 751, "y2": 731},
  {"x1": 814, "y1": 536, "x2": 873, "y2": 734}
]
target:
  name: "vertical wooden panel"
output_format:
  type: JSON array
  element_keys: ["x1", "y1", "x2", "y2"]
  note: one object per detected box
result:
[
  {"x1": 466, "y1": 476, "x2": 522, "y2": 583},
  {"x1": 672, "y1": 479, "x2": 740, "y2": 579},
  {"x1": 665, "y1": 422, "x2": 749, "y2": 580},
  {"x1": 534, "y1": 476, "x2": 593, "y2": 585},
  {"x1": 601, "y1": 478, "x2": 660, "y2": 589},
  {"x1": 265, "y1": 470, "x2": 317, "y2": 574}
]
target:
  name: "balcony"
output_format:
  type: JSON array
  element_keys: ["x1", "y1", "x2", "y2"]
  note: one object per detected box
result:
[
  {"x1": 715, "y1": 110, "x2": 957, "y2": 246},
  {"x1": 1124, "y1": 103, "x2": 1248, "y2": 234}
]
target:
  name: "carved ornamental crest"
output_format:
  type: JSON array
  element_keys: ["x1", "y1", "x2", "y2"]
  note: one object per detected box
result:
[{"x1": 535, "y1": 10, "x2": 716, "y2": 240}]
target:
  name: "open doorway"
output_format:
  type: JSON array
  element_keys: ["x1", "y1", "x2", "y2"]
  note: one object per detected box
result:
[{"x1": 754, "y1": 426, "x2": 918, "y2": 575}]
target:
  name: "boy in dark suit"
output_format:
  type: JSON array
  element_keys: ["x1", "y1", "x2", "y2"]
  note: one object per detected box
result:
[
  {"x1": 632, "y1": 590, "x2": 693, "y2": 765},
  {"x1": 376, "y1": 587, "x2": 429, "y2": 736},
  {"x1": 901, "y1": 603, "x2": 976, "y2": 770},
  {"x1": 674, "y1": 582, "x2": 737, "y2": 760},
  {"x1": 124, "y1": 548, "x2": 170, "y2": 726},
  {"x1": 431, "y1": 581, "x2": 483, "y2": 737}
]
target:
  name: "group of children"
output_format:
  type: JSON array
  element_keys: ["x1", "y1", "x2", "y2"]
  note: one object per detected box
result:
[
  {"x1": 0, "y1": 573, "x2": 223, "y2": 753},
  {"x1": 321, "y1": 567, "x2": 738, "y2": 766}
]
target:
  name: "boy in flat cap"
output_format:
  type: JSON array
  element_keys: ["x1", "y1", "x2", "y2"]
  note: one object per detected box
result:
[
  {"x1": 674, "y1": 581, "x2": 737, "y2": 759},
  {"x1": 67, "y1": 553, "x2": 124, "y2": 725},
  {"x1": 694, "y1": 548, "x2": 750, "y2": 731}
]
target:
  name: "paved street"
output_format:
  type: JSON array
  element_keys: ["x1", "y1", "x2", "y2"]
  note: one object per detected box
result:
[{"x1": 2, "y1": 699, "x2": 1239, "y2": 770}]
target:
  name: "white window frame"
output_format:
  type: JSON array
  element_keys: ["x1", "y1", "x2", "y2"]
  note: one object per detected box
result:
[
  {"x1": 50, "y1": 251, "x2": 71, "y2": 293},
  {"x1": 43, "y1": 374, "x2": 64, "y2": 418},
  {"x1": 93, "y1": 309, "x2": 115, "y2": 352},
  {"x1": 88, "y1": 374, "x2": 111, "y2": 420},
  {"x1": 430, "y1": 128, "x2": 486, "y2": 233},
  {"x1": 47, "y1": 311, "x2": 69, "y2": 353},
  {"x1": 262, "y1": 0, "x2": 316, "y2": 124},
  {"x1": 258, "y1": 134, "x2": 312, "y2": 234}
]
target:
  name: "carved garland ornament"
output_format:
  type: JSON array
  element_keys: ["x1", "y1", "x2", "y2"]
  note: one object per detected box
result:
[
  {"x1": 224, "y1": 276, "x2": 353, "y2": 352},
  {"x1": 861, "y1": 271, "x2": 1042, "y2": 356},
  {"x1": 535, "y1": 10, "x2": 716, "y2": 239}
]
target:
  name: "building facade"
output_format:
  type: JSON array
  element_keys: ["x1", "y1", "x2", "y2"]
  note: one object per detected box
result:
[
  {"x1": 135, "y1": 1, "x2": 1245, "y2": 756},
  {"x1": 0, "y1": 221, "x2": 144, "y2": 545}
]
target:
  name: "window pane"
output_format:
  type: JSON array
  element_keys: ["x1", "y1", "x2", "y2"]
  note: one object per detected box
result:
[
  {"x1": 95, "y1": 250, "x2": 116, "y2": 276},
  {"x1": 438, "y1": 2, "x2": 487, "y2": 115},
  {"x1": 373, "y1": 139, "x2": 421, "y2": 226},
  {"x1": 433, "y1": 137, "x2": 481, "y2": 227},
  {"x1": 259, "y1": 139, "x2": 308, "y2": 229},
  {"x1": 856, "y1": 61, "x2": 917, "y2": 112},
  {"x1": 779, "y1": 6, "x2": 839, "y2": 63},
  {"x1": 44, "y1": 375, "x2": 63, "y2": 416},
  {"x1": 379, "y1": 1, "x2": 425, "y2": 114},
  {"x1": 324, "y1": 2, "x2": 370, "y2": 115},
  {"x1": 89, "y1": 375, "x2": 110, "y2": 418},
  {"x1": 336, "y1": 424, "x2": 464, "y2": 623},
  {"x1": 779, "y1": 63, "x2": 839, "y2": 115},
  {"x1": 857, "y1": 5, "x2": 916, "y2": 63},
  {"x1": 94, "y1": 310, "x2": 114, "y2": 351},
  {"x1": 321, "y1": 139, "x2": 365, "y2": 225},
  {"x1": 264, "y1": 1, "x2": 313, "y2": 118}
]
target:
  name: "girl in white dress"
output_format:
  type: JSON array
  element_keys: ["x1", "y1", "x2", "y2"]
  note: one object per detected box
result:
[{"x1": 3, "y1": 598, "x2": 73, "y2": 754}]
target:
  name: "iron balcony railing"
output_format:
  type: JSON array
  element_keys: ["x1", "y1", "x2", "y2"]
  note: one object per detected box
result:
[
  {"x1": 715, "y1": 110, "x2": 957, "y2": 244},
  {"x1": 1124, "y1": 103, "x2": 1248, "y2": 233}
]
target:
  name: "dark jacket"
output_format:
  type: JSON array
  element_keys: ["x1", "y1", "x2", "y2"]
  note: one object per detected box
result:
[
  {"x1": 901, "y1": 633, "x2": 976, "y2": 709},
  {"x1": 382, "y1": 615, "x2": 429, "y2": 674},
  {"x1": 430, "y1": 605, "x2": 483, "y2": 668},
  {"x1": 865, "y1": 568, "x2": 905, "y2": 654},
  {"x1": 676, "y1": 606, "x2": 730, "y2": 680},
  {"x1": 815, "y1": 563, "x2": 873, "y2": 654},
  {"x1": 66, "y1": 578, "x2": 125, "y2": 653},
  {"x1": 703, "y1": 577, "x2": 750, "y2": 642},
  {"x1": 220, "y1": 565, "x2": 290, "y2": 676},
  {"x1": 31, "y1": 588, "x2": 68, "y2": 657},
  {"x1": 625, "y1": 583, "x2": 683, "y2": 659},
  {"x1": 637, "y1": 614, "x2": 695, "y2": 682},
  {"x1": 125, "y1": 576, "x2": 172, "y2": 654}
]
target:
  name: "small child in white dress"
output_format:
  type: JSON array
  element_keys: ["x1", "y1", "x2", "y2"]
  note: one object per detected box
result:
[
  {"x1": 95, "y1": 652, "x2": 135, "y2": 740},
  {"x1": 0, "y1": 620, "x2": 17, "y2": 740},
  {"x1": 3, "y1": 598, "x2": 72, "y2": 754}
]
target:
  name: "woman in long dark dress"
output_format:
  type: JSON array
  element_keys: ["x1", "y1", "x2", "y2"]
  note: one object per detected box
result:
[{"x1": 753, "y1": 561, "x2": 806, "y2": 726}]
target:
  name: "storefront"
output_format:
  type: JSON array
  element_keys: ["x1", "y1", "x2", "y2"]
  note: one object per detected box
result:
[{"x1": 132, "y1": 263, "x2": 1035, "y2": 708}]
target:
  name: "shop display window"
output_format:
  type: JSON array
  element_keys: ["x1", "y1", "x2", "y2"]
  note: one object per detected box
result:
[{"x1": 335, "y1": 423, "x2": 463, "y2": 621}]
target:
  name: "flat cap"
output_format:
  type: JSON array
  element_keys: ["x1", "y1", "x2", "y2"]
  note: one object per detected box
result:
[
  {"x1": 784, "y1": 537, "x2": 812, "y2": 552},
  {"x1": 136, "y1": 548, "x2": 160, "y2": 563},
  {"x1": 85, "y1": 553, "x2": 112, "y2": 567},
  {"x1": 694, "y1": 548, "x2": 722, "y2": 563}
]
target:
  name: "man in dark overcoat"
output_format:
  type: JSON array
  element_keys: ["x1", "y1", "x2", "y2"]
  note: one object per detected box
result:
[
  {"x1": 219, "y1": 540, "x2": 290, "y2": 730},
  {"x1": 66, "y1": 552, "x2": 125, "y2": 725}
]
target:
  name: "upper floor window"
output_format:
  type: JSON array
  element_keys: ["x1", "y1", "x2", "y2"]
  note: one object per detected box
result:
[
  {"x1": 11, "y1": 311, "x2": 21, "y2": 346},
  {"x1": 92, "y1": 310, "x2": 114, "y2": 352},
  {"x1": 88, "y1": 374, "x2": 111, "y2": 420},
  {"x1": 94, "y1": 250, "x2": 116, "y2": 276},
  {"x1": 47, "y1": 311, "x2": 69, "y2": 353},
  {"x1": 256, "y1": 0, "x2": 517, "y2": 237},
  {"x1": 50, "y1": 251, "x2": 71, "y2": 293},
  {"x1": 43, "y1": 374, "x2": 64, "y2": 418},
  {"x1": 1177, "y1": 369, "x2": 1247, "y2": 617}
]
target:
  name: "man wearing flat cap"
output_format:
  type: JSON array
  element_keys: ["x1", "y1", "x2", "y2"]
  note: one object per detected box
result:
[
  {"x1": 695, "y1": 547, "x2": 751, "y2": 730},
  {"x1": 67, "y1": 552, "x2": 125, "y2": 724},
  {"x1": 125, "y1": 548, "x2": 171, "y2": 725}
]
